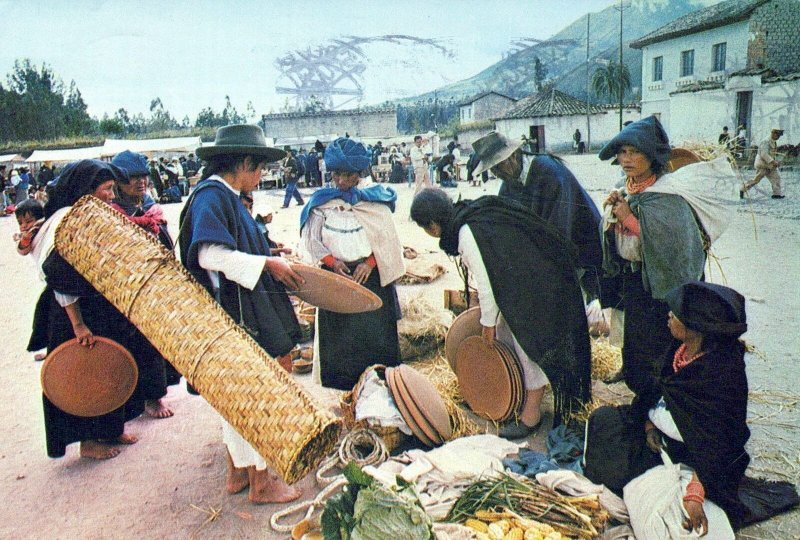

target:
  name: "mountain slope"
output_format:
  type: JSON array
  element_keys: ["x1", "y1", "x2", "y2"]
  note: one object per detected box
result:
[{"x1": 401, "y1": 0, "x2": 710, "y2": 105}]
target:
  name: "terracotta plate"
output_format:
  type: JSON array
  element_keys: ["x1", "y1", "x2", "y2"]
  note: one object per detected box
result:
[
  {"x1": 666, "y1": 148, "x2": 702, "y2": 173},
  {"x1": 288, "y1": 264, "x2": 382, "y2": 314},
  {"x1": 394, "y1": 367, "x2": 443, "y2": 445},
  {"x1": 396, "y1": 365, "x2": 452, "y2": 442},
  {"x1": 495, "y1": 341, "x2": 524, "y2": 419},
  {"x1": 387, "y1": 368, "x2": 434, "y2": 447},
  {"x1": 455, "y1": 336, "x2": 513, "y2": 421},
  {"x1": 41, "y1": 337, "x2": 138, "y2": 417},
  {"x1": 444, "y1": 306, "x2": 482, "y2": 370}
]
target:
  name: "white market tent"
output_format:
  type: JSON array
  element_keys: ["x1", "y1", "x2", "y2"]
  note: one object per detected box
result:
[
  {"x1": 26, "y1": 146, "x2": 105, "y2": 163},
  {"x1": 101, "y1": 136, "x2": 201, "y2": 157},
  {"x1": 0, "y1": 153, "x2": 24, "y2": 163}
]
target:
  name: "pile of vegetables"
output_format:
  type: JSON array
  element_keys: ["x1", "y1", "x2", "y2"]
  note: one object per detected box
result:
[
  {"x1": 447, "y1": 473, "x2": 608, "y2": 539},
  {"x1": 321, "y1": 462, "x2": 433, "y2": 540}
]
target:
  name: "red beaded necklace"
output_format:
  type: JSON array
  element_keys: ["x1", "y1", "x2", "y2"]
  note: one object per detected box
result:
[
  {"x1": 673, "y1": 343, "x2": 705, "y2": 372},
  {"x1": 626, "y1": 173, "x2": 657, "y2": 195}
]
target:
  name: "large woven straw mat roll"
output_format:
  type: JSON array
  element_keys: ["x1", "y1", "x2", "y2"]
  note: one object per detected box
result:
[{"x1": 54, "y1": 195, "x2": 341, "y2": 483}]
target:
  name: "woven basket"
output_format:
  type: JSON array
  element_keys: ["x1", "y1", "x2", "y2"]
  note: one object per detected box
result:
[
  {"x1": 339, "y1": 364, "x2": 405, "y2": 452},
  {"x1": 54, "y1": 196, "x2": 341, "y2": 483}
]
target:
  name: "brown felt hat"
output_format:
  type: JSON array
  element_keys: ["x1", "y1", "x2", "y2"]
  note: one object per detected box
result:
[
  {"x1": 41, "y1": 337, "x2": 138, "y2": 417},
  {"x1": 471, "y1": 131, "x2": 522, "y2": 177},
  {"x1": 197, "y1": 124, "x2": 286, "y2": 162}
]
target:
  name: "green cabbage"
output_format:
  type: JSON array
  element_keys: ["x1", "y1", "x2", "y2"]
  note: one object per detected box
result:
[{"x1": 322, "y1": 463, "x2": 432, "y2": 540}]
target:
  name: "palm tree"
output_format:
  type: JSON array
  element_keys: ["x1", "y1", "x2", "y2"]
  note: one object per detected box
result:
[{"x1": 591, "y1": 61, "x2": 631, "y2": 103}]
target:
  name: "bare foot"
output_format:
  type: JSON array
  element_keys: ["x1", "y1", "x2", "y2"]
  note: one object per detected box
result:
[
  {"x1": 99, "y1": 433, "x2": 138, "y2": 445},
  {"x1": 80, "y1": 440, "x2": 121, "y2": 460},
  {"x1": 226, "y1": 451, "x2": 249, "y2": 494},
  {"x1": 34, "y1": 352, "x2": 46, "y2": 361},
  {"x1": 145, "y1": 399, "x2": 174, "y2": 419},
  {"x1": 248, "y1": 467, "x2": 302, "y2": 504}
]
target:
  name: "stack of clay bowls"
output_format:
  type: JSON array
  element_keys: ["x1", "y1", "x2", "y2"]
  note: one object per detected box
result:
[
  {"x1": 454, "y1": 336, "x2": 524, "y2": 422},
  {"x1": 386, "y1": 365, "x2": 452, "y2": 447},
  {"x1": 444, "y1": 306, "x2": 482, "y2": 370}
]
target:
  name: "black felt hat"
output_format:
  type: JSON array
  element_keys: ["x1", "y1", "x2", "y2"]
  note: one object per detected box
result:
[
  {"x1": 665, "y1": 281, "x2": 747, "y2": 336},
  {"x1": 196, "y1": 124, "x2": 285, "y2": 162},
  {"x1": 599, "y1": 115, "x2": 672, "y2": 167}
]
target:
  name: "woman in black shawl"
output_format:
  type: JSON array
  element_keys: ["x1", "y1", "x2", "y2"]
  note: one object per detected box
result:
[
  {"x1": 34, "y1": 159, "x2": 139, "y2": 459},
  {"x1": 410, "y1": 188, "x2": 591, "y2": 434},
  {"x1": 585, "y1": 281, "x2": 757, "y2": 534}
]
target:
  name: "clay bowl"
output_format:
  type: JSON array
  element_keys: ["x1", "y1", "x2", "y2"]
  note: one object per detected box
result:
[
  {"x1": 41, "y1": 337, "x2": 138, "y2": 417},
  {"x1": 455, "y1": 336, "x2": 513, "y2": 422},
  {"x1": 393, "y1": 367, "x2": 443, "y2": 446},
  {"x1": 292, "y1": 358, "x2": 313, "y2": 374},
  {"x1": 495, "y1": 341, "x2": 524, "y2": 418},
  {"x1": 288, "y1": 263, "x2": 382, "y2": 314},
  {"x1": 396, "y1": 364, "x2": 452, "y2": 442},
  {"x1": 445, "y1": 306, "x2": 482, "y2": 370},
  {"x1": 387, "y1": 368, "x2": 435, "y2": 447}
]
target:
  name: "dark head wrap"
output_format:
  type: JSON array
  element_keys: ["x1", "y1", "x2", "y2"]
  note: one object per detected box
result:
[
  {"x1": 324, "y1": 137, "x2": 371, "y2": 172},
  {"x1": 111, "y1": 150, "x2": 148, "y2": 178},
  {"x1": 44, "y1": 159, "x2": 126, "y2": 219},
  {"x1": 665, "y1": 281, "x2": 747, "y2": 337},
  {"x1": 598, "y1": 115, "x2": 671, "y2": 168}
]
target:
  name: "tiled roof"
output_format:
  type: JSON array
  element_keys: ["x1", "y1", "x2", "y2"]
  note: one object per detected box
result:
[
  {"x1": 630, "y1": 0, "x2": 770, "y2": 49},
  {"x1": 263, "y1": 105, "x2": 395, "y2": 120},
  {"x1": 669, "y1": 80, "x2": 726, "y2": 95},
  {"x1": 494, "y1": 88, "x2": 604, "y2": 119},
  {"x1": 456, "y1": 91, "x2": 517, "y2": 107}
]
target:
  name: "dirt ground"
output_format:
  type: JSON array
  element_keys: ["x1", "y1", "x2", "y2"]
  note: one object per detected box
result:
[{"x1": 0, "y1": 155, "x2": 796, "y2": 539}]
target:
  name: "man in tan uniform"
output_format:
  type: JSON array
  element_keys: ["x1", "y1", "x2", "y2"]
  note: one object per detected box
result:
[
  {"x1": 741, "y1": 128, "x2": 785, "y2": 199},
  {"x1": 409, "y1": 134, "x2": 430, "y2": 195}
]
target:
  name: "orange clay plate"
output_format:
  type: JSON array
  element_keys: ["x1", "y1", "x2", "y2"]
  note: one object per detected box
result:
[
  {"x1": 455, "y1": 335, "x2": 513, "y2": 422},
  {"x1": 445, "y1": 306, "x2": 482, "y2": 370},
  {"x1": 288, "y1": 264, "x2": 382, "y2": 314},
  {"x1": 396, "y1": 364, "x2": 452, "y2": 442},
  {"x1": 387, "y1": 368, "x2": 434, "y2": 447},
  {"x1": 41, "y1": 337, "x2": 138, "y2": 417}
]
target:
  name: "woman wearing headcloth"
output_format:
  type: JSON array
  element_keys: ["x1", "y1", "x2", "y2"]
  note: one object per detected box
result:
[
  {"x1": 300, "y1": 137, "x2": 405, "y2": 390},
  {"x1": 598, "y1": 116, "x2": 731, "y2": 395},
  {"x1": 29, "y1": 159, "x2": 139, "y2": 459},
  {"x1": 584, "y1": 282, "x2": 798, "y2": 536},
  {"x1": 410, "y1": 188, "x2": 591, "y2": 435},
  {"x1": 109, "y1": 150, "x2": 180, "y2": 419}
]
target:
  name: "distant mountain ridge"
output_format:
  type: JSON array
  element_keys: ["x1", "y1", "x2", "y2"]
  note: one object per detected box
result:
[{"x1": 399, "y1": 0, "x2": 712, "y2": 106}]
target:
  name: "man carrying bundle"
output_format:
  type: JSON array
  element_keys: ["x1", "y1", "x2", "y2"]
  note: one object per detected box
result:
[{"x1": 179, "y1": 124, "x2": 305, "y2": 504}]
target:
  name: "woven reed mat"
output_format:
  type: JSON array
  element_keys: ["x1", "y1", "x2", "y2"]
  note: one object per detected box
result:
[{"x1": 54, "y1": 196, "x2": 341, "y2": 483}]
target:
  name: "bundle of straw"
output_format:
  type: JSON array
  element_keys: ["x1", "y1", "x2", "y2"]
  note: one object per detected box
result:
[
  {"x1": 590, "y1": 337, "x2": 622, "y2": 381},
  {"x1": 448, "y1": 473, "x2": 609, "y2": 539},
  {"x1": 54, "y1": 196, "x2": 341, "y2": 483}
]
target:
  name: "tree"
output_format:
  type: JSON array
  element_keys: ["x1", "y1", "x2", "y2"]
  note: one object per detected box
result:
[
  {"x1": 0, "y1": 59, "x2": 95, "y2": 141},
  {"x1": 591, "y1": 61, "x2": 631, "y2": 103},
  {"x1": 533, "y1": 57, "x2": 548, "y2": 91}
]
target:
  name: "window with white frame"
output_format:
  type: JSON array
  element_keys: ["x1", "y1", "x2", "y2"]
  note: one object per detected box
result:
[
  {"x1": 712, "y1": 42, "x2": 726, "y2": 72},
  {"x1": 680, "y1": 49, "x2": 695, "y2": 77},
  {"x1": 652, "y1": 56, "x2": 663, "y2": 82}
]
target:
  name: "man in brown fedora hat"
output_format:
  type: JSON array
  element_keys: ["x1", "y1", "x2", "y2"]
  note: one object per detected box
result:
[
  {"x1": 741, "y1": 128, "x2": 785, "y2": 199},
  {"x1": 472, "y1": 131, "x2": 603, "y2": 303},
  {"x1": 179, "y1": 124, "x2": 305, "y2": 504}
]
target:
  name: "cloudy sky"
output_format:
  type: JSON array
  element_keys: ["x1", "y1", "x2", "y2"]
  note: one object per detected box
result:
[{"x1": 2, "y1": 0, "x2": 623, "y2": 121}]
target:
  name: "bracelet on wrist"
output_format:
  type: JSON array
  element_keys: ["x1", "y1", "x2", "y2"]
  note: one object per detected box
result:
[{"x1": 683, "y1": 494, "x2": 704, "y2": 505}]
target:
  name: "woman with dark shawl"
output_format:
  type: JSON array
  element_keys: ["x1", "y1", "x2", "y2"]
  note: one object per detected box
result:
[
  {"x1": 300, "y1": 137, "x2": 405, "y2": 390},
  {"x1": 410, "y1": 188, "x2": 591, "y2": 435},
  {"x1": 584, "y1": 281, "x2": 798, "y2": 535},
  {"x1": 179, "y1": 124, "x2": 304, "y2": 504},
  {"x1": 31, "y1": 159, "x2": 139, "y2": 459},
  {"x1": 471, "y1": 131, "x2": 603, "y2": 303},
  {"x1": 599, "y1": 116, "x2": 709, "y2": 395},
  {"x1": 110, "y1": 149, "x2": 180, "y2": 419}
]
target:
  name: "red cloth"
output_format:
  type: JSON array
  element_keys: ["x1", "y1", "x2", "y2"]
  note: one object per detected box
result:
[{"x1": 111, "y1": 203, "x2": 165, "y2": 236}]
